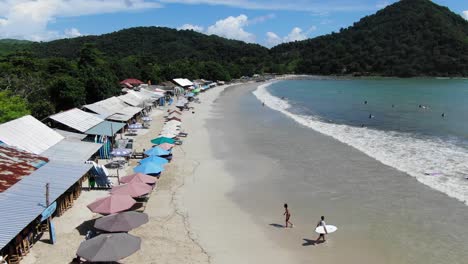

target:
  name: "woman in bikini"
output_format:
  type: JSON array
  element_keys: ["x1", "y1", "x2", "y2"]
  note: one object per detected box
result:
[{"x1": 283, "y1": 203, "x2": 294, "y2": 228}]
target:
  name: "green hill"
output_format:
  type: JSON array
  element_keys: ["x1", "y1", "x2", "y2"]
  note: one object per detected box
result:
[
  {"x1": 31, "y1": 27, "x2": 269, "y2": 75},
  {"x1": 271, "y1": 0, "x2": 468, "y2": 77},
  {"x1": 0, "y1": 39, "x2": 32, "y2": 56}
]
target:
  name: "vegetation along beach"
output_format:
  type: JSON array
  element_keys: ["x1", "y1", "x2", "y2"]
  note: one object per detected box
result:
[{"x1": 0, "y1": 0, "x2": 467, "y2": 263}]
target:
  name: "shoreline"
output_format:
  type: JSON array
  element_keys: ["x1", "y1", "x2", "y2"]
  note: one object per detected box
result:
[{"x1": 180, "y1": 81, "x2": 468, "y2": 263}]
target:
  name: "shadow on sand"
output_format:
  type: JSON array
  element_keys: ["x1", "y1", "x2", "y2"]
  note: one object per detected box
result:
[
  {"x1": 302, "y1": 238, "x2": 325, "y2": 246},
  {"x1": 269, "y1": 223, "x2": 284, "y2": 228}
]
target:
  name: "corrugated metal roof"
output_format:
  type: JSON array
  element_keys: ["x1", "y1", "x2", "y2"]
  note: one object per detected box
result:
[
  {"x1": 82, "y1": 105, "x2": 113, "y2": 119},
  {"x1": 53, "y1": 129, "x2": 87, "y2": 141},
  {"x1": 0, "y1": 144, "x2": 48, "y2": 192},
  {"x1": 49, "y1": 108, "x2": 104, "y2": 133},
  {"x1": 130, "y1": 89, "x2": 163, "y2": 101},
  {"x1": 85, "y1": 121, "x2": 126, "y2": 137},
  {"x1": 106, "y1": 113, "x2": 133, "y2": 122},
  {"x1": 83, "y1": 97, "x2": 142, "y2": 121},
  {"x1": 118, "y1": 93, "x2": 144, "y2": 107},
  {"x1": 0, "y1": 115, "x2": 64, "y2": 154},
  {"x1": 41, "y1": 140, "x2": 101, "y2": 163},
  {"x1": 173, "y1": 78, "x2": 193, "y2": 87},
  {"x1": 0, "y1": 161, "x2": 92, "y2": 250}
]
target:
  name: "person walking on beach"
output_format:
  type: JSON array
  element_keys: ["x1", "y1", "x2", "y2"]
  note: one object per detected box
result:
[
  {"x1": 316, "y1": 216, "x2": 327, "y2": 241},
  {"x1": 283, "y1": 203, "x2": 293, "y2": 228}
]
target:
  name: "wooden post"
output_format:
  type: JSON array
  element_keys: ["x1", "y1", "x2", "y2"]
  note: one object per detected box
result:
[{"x1": 45, "y1": 183, "x2": 50, "y2": 207}]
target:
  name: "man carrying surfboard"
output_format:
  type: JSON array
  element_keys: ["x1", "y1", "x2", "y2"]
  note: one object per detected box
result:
[{"x1": 316, "y1": 216, "x2": 328, "y2": 241}]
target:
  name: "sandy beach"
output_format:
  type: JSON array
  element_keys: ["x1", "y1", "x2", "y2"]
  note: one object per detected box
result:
[{"x1": 21, "y1": 81, "x2": 468, "y2": 264}]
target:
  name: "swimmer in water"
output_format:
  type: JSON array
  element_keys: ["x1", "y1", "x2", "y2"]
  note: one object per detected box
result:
[
  {"x1": 364, "y1": 100, "x2": 367, "y2": 104},
  {"x1": 262, "y1": 102, "x2": 265, "y2": 107},
  {"x1": 392, "y1": 104, "x2": 394, "y2": 108},
  {"x1": 369, "y1": 114, "x2": 373, "y2": 119},
  {"x1": 441, "y1": 113, "x2": 445, "y2": 117}
]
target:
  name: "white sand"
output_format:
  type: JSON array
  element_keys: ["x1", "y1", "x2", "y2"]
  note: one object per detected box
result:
[
  {"x1": 23, "y1": 108, "x2": 209, "y2": 264},
  {"x1": 23, "y1": 83, "x2": 295, "y2": 264},
  {"x1": 177, "y1": 84, "x2": 294, "y2": 263}
]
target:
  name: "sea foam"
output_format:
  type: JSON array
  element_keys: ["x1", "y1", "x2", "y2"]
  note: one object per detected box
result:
[{"x1": 253, "y1": 82, "x2": 468, "y2": 205}]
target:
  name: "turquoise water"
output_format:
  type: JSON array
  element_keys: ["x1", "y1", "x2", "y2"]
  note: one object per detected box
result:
[
  {"x1": 254, "y1": 78, "x2": 468, "y2": 204},
  {"x1": 269, "y1": 78, "x2": 468, "y2": 140}
]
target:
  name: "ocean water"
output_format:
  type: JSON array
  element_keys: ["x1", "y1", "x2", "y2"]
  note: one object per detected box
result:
[{"x1": 253, "y1": 78, "x2": 468, "y2": 205}]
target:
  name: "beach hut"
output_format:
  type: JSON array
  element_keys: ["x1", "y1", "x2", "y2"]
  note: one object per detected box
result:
[{"x1": 120, "y1": 79, "x2": 144, "y2": 87}]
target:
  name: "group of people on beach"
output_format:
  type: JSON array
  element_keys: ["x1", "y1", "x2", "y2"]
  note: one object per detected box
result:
[{"x1": 283, "y1": 204, "x2": 328, "y2": 242}]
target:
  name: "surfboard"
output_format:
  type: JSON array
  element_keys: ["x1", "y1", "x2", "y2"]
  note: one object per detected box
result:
[{"x1": 315, "y1": 225, "x2": 337, "y2": 234}]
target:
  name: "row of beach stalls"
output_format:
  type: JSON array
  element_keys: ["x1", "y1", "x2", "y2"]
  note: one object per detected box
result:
[
  {"x1": 0, "y1": 84, "x2": 166, "y2": 263},
  {"x1": 0, "y1": 115, "x2": 103, "y2": 263},
  {"x1": 70, "y1": 109, "x2": 188, "y2": 263},
  {"x1": 0, "y1": 78, "x2": 207, "y2": 263}
]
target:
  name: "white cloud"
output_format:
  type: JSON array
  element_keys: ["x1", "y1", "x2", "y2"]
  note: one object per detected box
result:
[
  {"x1": 266, "y1": 31, "x2": 282, "y2": 46},
  {"x1": 249, "y1": 13, "x2": 275, "y2": 24},
  {"x1": 0, "y1": 0, "x2": 161, "y2": 41},
  {"x1": 64, "y1": 28, "x2": 83, "y2": 38},
  {"x1": 376, "y1": 1, "x2": 390, "y2": 9},
  {"x1": 284, "y1": 27, "x2": 308, "y2": 42},
  {"x1": 266, "y1": 26, "x2": 316, "y2": 47},
  {"x1": 462, "y1": 11, "x2": 468, "y2": 20},
  {"x1": 160, "y1": 0, "x2": 374, "y2": 12},
  {"x1": 206, "y1": 14, "x2": 255, "y2": 42},
  {"x1": 178, "y1": 24, "x2": 204, "y2": 32}
]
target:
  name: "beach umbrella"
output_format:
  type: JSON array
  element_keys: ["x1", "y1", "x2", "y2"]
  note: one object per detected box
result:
[
  {"x1": 111, "y1": 182, "x2": 153, "y2": 197},
  {"x1": 87, "y1": 195, "x2": 136, "y2": 215},
  {"x1": 175, "y1": 101, "x2": 185, "y2": 108},
  {"x1": 167, "y1": 113, "x2": 181, "y2": 119},
  {"x1": 168, "y1": 110, "x2": 182, "y2": 115},
  {"x1": 128, "y1": 123, "x2": 143, "y2": 129},
  {"x1": 159, "y1": 133, "x2": 177, "y2": 139},
  {"x1": 193, "y1": 88, "x2": 201, "y2": 94},
  {"x1": 120, "y1": 173, "x2": 157, "y2": 184},
  {"x1": 134, "y1": 162, "x2": 164, "y2": 175},
  {"x1": 142, "y1": 116, "x2": 152, "y2": 122},
  {"x1": 144, "y1": 146, "x2": 170, "y2": 156},
  {"x1": 110, "y1": 148, "x2": 131, "y2": 157},
  {"x1": 151, "y1": 137, "x2": 175, "y2": 145},
  {"x1": 158, "y1": 143, "x2": 175, "y2": 151},
  {"x1": 140, "y1": 155, "x2": 169, "y2": 166},
  {"x1": 167, "y1": 117, "x2": 182, "y2": 122},
  {"x1": 94, "y1": 212, "x2": 149, "y2": 232},
  {"x1": 76, "y1": 233, "x2": 141, "y2": 262},
  {"x1": 164, "y1": 121, "x2": 181, "y2": 126}
]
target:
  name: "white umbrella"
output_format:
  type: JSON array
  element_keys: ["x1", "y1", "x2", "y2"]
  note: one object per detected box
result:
[{"x1": 166, "y1": 120, "x2": 181, "y2": 125}]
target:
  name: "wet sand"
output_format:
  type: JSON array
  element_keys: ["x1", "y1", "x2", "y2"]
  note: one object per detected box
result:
[{"x1": 182, "y1": 82, "x2": 468, "y2": 264}]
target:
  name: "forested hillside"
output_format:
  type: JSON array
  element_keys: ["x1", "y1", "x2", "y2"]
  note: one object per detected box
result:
[
  {"x1": 0, "y1": 0, "x2": 467, "y2": 123},
  {"x1": 271, "y1": 0, "x2": 468, "y2": 77}
]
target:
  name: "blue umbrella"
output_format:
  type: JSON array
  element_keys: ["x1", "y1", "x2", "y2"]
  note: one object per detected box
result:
[
  {"x1": 144, "y1": 147, "x2": 170, "y2": 156},
  {"x1": 134, "y1": 162, "x2": 164, "y2": 175},
  {"x1": 185, "y1": 93, "x2": 195, "y2": 98},
  {"x1": 140, "y1": 156, "x2": 169, "y2": 166}
]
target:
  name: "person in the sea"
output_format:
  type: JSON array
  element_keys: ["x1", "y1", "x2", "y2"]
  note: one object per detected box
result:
[
  {"x1": 262, "y1": 102, "x2": 265, "y2": 107},
  {"x1": 316, "y1": 216, "x2": 328, "y2": 241},
  {"x1": 441, "y1": 113, "x2": 445, "y2": 118},
  {"x1": 283, "y1": 203, "x2": 293, "y2": 228},
  {"x1": 364, "y1": 100, "x2": 367, "y2": 104}
]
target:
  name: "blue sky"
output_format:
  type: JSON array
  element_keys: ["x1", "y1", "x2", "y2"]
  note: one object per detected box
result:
[{"x1": 0, "y1": 0, "x2": 466, "y2": 47}]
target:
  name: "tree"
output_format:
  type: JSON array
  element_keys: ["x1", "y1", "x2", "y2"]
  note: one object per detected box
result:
[
  {"x1": 0, "y1": 91, "x2": 30, "y2": 123},
  {"x1": 48, "y1": 76, "x2": 86, "y2": 111},
  {"x1": 78, "y1": 44, "x2": 119, "y2": 103}
]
